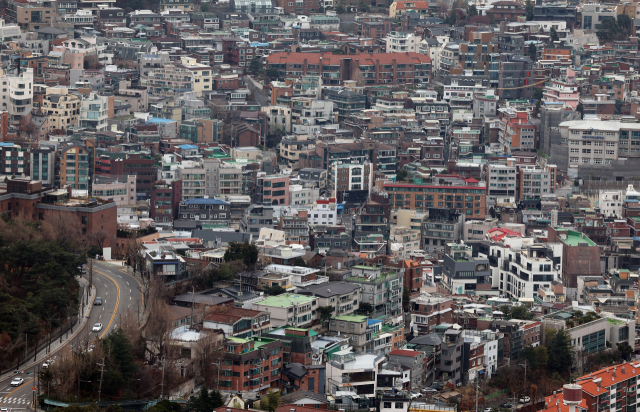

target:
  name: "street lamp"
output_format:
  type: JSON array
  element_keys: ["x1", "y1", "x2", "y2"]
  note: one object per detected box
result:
[{"x1": 518, "y1": 361, "x2": 528, "y2": 403}]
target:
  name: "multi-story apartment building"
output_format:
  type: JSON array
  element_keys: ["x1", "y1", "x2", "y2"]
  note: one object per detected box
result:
[
  {"x1": 0, "y1": 68, "x2": 33, "y2": 125},
  {"x1": 385, "y1": 31, "x2": 420, "y2": 53},
  {"x1": 240, "y1": 205, "x2": 275, "y2": 235},
  {"x1": 291, "y1": 98, "x2": 335, "y2": 135},
  {"x1": 92, "y1": 175, "x2": 136, "y2": 206},
  {"x1": 279, "y1": 135, "x2": 315, "y2": 170},
  {"x1": 58, "y1": 143, "x2": 94, "y2": 192},
  {"x1": 346, "y1": 265, "x2": 402, "y2": 319},
  {"x1": 543, "y1": 78, "x2": 579, "y2": 109},
  {"x1": 442, "y1": 74, "x2": 491, "y2": 110},
  {"x1": 41, "y1": 87, "x2": 81, "y2": 131},
  {"x1": 599, "y1": 189, "x2": 624, "y2": 218},
  {"x1": 266, "y1": 52, "x2": 431, "y2": 86},
  {"x1": 382, "y1": 181, "x2": 486, "y2": 219},
  {"x1": 261, "y1": 105, "x2": 292, "y2": 134},
  {"x1": 329, "y1": 315, "x2": 371, "y2": 351},
  {"x1": 30, "y1": 147, "x2": 55, "y2": 186},
  {"x1": 147, "y1": 57, "x2": 213, "y2": 97},
  {"x1": 490, "y1": 240, "x2": 561, "y2": 300},
  {"x1": 220, "y1": 336, "x2": 283, "y2": 393},
  {"x1": 79, "y1": 93, "x2": 109, "y2": 132},
  {"x1": 297, "y1": 282, "x2": 360, "y2": 316},
  {"x1": 558, "y1": 120, "x2": 621, "y2": 167},
  {"x1": 149, "y1": 181, "x2": 182, "y2": 224},
  {"x1": 128, "y1": 10, "x2": 161, "y2": 27},
  {"x1": 442, "y1": 242, "x2": 491, "y2": 295},
  {"x1": 410, "y1": 295, "x2": 453, "y2": 335},
  {"x1": 487, "y1": 160, "x2": 517, "y2": 206},
  {"x1": 252, "y1": 293, "x2": 319, "y2": 328},
  {"x1": 178, "y1": 198, "x2": 230, "y2": 226},
  {"x1": 388, "y1": 350, "x2": 425, "y2": 390},
  {"x1": 333, "y1": 163, "x2": 373, "y2": 203},
  {"x1": 324, "y1": 89, "x2": 367, "y2": 120},
  {"x1": 176, "y1": 163, "x2": 205, "y2": 200},
  {"x1": 498, "y1": 54, "x2": 535, "y2": 100},
  {"x1": 278, "y1": 210, "x2": 309, "y2": 245},
  {"x1": 259, "y1": 173, "x2": 290, "y2": 206},
  {"x1": 421, "y1": 207, "x2": 463, "y2": 255},
  {"x1": 518, "y1": 164, "x2": 557, "y2": 200},
  {"x1": 497, "y1": 107, "x2": 537, "y2": 153}
]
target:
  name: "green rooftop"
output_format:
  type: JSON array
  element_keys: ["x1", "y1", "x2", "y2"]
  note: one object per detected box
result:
[
  {"x1": 257, "y1": 293, "x2": 315, "y2": 307},
  {"x1": 352, "y1": 265, "x2": 377, "y2": 270},
  {"x1": 606, "y1": 318, "x2": 626, "y2": 326},
  {"x1": 334, "y1": 315, "x2": 368, "y2": 323},
  {"x1": 228, "y1": 336, "x2": 250, "y2": 344},
  {"x1": 556, "y1": 229, "x2": 596, "y2": 247}
]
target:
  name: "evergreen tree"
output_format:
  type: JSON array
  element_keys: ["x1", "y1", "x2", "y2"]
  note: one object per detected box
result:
[
  {"x1": 525, "y1": 0, "x2": 534, "y2": 21},
  {"x1": 548, "y1": 329, "x2": 573, "y2": 376},
  {"x1": 550, "y1": 27, "x2": 559, "y2": 42},
  {"x1": 527, "y1": 43, "x2": 537, "y2": 62},
  {"x1": 468, "y1": 4, "x2": 478, "y2": 17}
]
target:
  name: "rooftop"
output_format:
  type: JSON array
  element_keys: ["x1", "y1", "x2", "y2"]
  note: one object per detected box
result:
[{"x1": 256, "y1": 293, "x2": 316, "y2": 307}]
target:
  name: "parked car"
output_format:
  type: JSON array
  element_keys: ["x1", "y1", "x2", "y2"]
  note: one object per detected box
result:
[
  {"x1": 421, "y1": 387, "x2": 438, "y2": 393},
  {"x1": 501, "y1": 403, "x2": 513, "y2": 409},
  {"x1": 519, "y1": 397, "x2": 530, "y2": 404},
  {"x1": 11, "y1": 377, "x2": 24, "y2": 387},
  {"x1": 94, "y1": 297, "x2": 102, "y2": 306},
  {"x1": 484, "y1": 408, "x2": 492, "y2": 412},
  {"x1": 410, "y1": 393, "x2": 420, "y2": 399},
  {"x1": 92, "y1": 323, "x2": 103, "y2": 332}
]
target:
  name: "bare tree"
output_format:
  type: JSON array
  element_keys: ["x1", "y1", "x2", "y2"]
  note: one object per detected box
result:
[{"x1": 90, "y1": 230, "x2": 109, "y2": 251}]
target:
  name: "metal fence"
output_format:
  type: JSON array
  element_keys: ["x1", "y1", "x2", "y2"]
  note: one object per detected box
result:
[{"x1": 484, "y1": 389, "x2": 508, "y2": 400}]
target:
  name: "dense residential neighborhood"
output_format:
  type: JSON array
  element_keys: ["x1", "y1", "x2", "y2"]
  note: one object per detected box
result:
[{"x1": 3, "y1": 0, "x2": 640, "y2": 411}]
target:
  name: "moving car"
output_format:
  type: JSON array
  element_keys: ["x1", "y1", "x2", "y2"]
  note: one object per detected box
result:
[
  {"x1": 94, "y1": 297, "x2": 102, "y2": 306},
  {"x1": 92, "y1": 323, "x2": 103, "y2": 332},
  {"x1": 519, "y1": 396, "x2": 531, "y2": 404},
  {"x1": 11, "y1": 377, "x2": 24, "y2": 387}
]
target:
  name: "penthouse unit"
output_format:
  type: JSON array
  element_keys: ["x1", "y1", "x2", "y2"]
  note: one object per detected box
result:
[
  {"x1": 297, "y1": 282, "x2": 361, "y2": 316},
  {"x1": 203, "y1": 307, "x2": 271, "y2": 338},
  {"x1": 265, "y1": 52, "x2": 431, "y2": 86},
  {"x1": 543, "y1": 78, "x2": 579, "y2": 109},
  {"x1": 442, "y1": 242, "x2": 491, "y2": 295},
  {"x1": 252, "y1": 293, "x2": 319, "y2": 328},
  {"x1": 264, "y1": 264, "x2": 328, "y2": 288},
  {"x1": 220, "y1": 336, "x2": 283, "y2": 394}
]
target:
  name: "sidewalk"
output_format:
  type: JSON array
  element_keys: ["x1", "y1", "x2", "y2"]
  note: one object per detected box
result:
[{"x1": 0, "y1": 278, "x2": 96, "y2": 382}]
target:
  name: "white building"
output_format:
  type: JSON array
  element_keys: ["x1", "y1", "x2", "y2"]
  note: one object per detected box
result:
[
  {"x1": 598, "y1": 189, "x2": 624, "y2": 218},
  {"x1": 289, "y1": 184, "x2": 320, "y2": 207},
  {"x1": 291, "y1": 98, "x2": 334, "y2": 135},
  {"x1": 490, "y1": 237, "x2": 561, "y2": 300},
  {"x1": 261, "y1": 105, "x2": 292, "y2": 134},
  {"x1": 79, "y1": 92, "x2": 109, "y2": 131},
  {"x1": 0, "y1": 19, "x2": 20, "y2": 41},
  {"x1": 252, "y1": 293, "x2": 319, "y2": 328},
  {"x1": 308, "y1": 198, "x2": 338, "y2": 226},
  {"x1": 385, "y1": 31, "x2": 420, "y2": 53},
  {"x1": 487, "y1": 161, "x2": 517, "y2": 206},
  {"x1": 0, "y1": 68, "x2": 34, "y2": 123},
  {"x1": 326, "y1": 352, "x2": 385, "y2": 400},
  {"x1": 558, "y1": 120, "x2": 621, "y2": 166},
  {"x1": 263, "y1": 264, "x2": 328, "y2": 288}
]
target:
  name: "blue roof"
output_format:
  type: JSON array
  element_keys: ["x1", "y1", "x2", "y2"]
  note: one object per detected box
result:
[
  {"x1": 147, "y1": 117, "x2": 175, "y2": 124},
  {"x1": 0, "y1": 142, "x2": 15, "y2": 147},
  {"x1": 178, "y1": 144, "x2": 198, "y2": 150},
  {"x1": 367, "y1": 319, "x2": 382, "y2": 326},
  {"x1": 183, "y1": 198, "x2": 229, "y2": 205}
]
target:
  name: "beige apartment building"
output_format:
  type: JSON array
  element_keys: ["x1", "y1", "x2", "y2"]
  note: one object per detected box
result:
[
  {"x1": 41, "y1": 87, "x2": 82, "y2": 131},
  {"x1": 147, "y1": 57, "x2": 213, "y2": 97}
]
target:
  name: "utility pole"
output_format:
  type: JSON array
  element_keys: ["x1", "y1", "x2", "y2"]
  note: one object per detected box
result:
[
  {"x1": 25, "y1": 333, "x2": 28, "y2": 365},
  {"x1": 159, "y1": 355, "x2": 166, "y2": 400},
  {"x1": 88, "y1": 260, "x2": 93, "y2": 301},
  {"x1": 475, "y1": 375, "x2": 479, "y2": 412},
  {"x1": 97, "y1": 358, "x2": 106, "y2": 403},
  {"x1": 190, "y1": 287, "x2": 195, "y2": 327}
]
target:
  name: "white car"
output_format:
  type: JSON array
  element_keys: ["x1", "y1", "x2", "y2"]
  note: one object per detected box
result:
[
  {"x1": 410, "y1": 392, "x2": 420, "y2": 399},
  {"x1": 92, "y1": 323, "x2": 103, "y2": 332},
  {"x1": 421, "y1": 387, "x2": 437, "y2": 393},
  {"x1": 2, "y1": 407, "x2": 9, "y2": 412},
  {"x1": 10, "y1": 377, "x2": 24, "y2": 387},
  {"x1": 519, "y1": 396, "x2": 531, "y2": 404}
]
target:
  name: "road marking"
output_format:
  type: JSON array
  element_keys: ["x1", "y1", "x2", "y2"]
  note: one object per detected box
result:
[
  {"x1": 118, "y1": 275, "x2": 122, "y2": 278},
  {"x1": 94, "y1": 269, "x2": 120, "y2": 339},
  {"x1": 129, "y1": 296, "x2": 131, "y2": 300},
  {"x1": 99, "y1": 315, "x2": 101, "y2": 319},
  {"x1": 0, "y1": 379, "x2": 35, "y2": 406},
  {"x1": 129, "y1": 289, "x2": 131, "y2": 293},
  {"x1": 126, "y1": 282, "x2": 129, "y2": 286}
]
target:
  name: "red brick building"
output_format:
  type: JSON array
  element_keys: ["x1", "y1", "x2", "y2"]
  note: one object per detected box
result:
[
  {"x1": 409, "y1": 295, "x2": 453, "y2": 335},
  {"x1": 149, "y1": 180, "x2": 182, "y2": 224},
  {"x1": 220, "y1": 336, "x2": 283, "y2": 393}
]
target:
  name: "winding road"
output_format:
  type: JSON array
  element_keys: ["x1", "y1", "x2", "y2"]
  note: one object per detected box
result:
[{"x1": 0, "y1": 262, "x2": 143, "y2": 410}]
